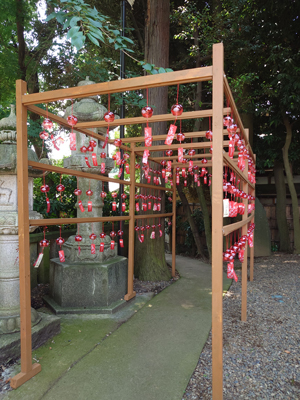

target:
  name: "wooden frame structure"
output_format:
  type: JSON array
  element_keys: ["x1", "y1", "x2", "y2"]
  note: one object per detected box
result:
[{"x1": 12, "y1": 43, "x2": 255, "y2": 400}]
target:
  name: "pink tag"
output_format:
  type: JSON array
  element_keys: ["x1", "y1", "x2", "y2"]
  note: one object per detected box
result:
[
  {"x1": 144, "y1": 127, "x2": 152, "y2": 147},
  {"x1": 125, "y1": 164, "x2": 130, "y2": 174},
  {"x1": 165, "y1": 176, "x2": 168, "y2": 183},
  {"x1": 119, "y1": 239, "x2": 124, "y2": 248},
  {"x1": 167, "y1": 161, "x2": 172, "y2": 171},
  {"x1": 147, "y1": 176, "x2": 151, "y2": 184},
  {"x1": 118, "y1": 168, "x2": 123, "y2": 178},
  {"x1": 78, "y1": 246, "x2": 81, "y2": 255},
  {"x1": 88, "y1": 200, "x2": 92, "y2": 212},
  {"x1": 135, "y1": 202, "x2": 140, "y2": 212},
  {"x1": 182, "y1": 168, "x2": 186, "y2": 178},
  {"x1": 229, "y1": 140, "x2": 234, "y2": 159},
  {"x1": 144, "y1": 168, "x2": 149, "y2": 178},
  {"x1": 157, "y1": 203, "x2": 161, "y2": 211},
  {"x1": 122, "y1": 202, "x2": 126, "y2": 212},
  {"x1": 189, "y1": 160, "x2": 193, "y2": 169},
  {"x1": 197, "y1": 180, "x2": 200, "y2": 186},
  {"x1": 116, "y1": 151, "x2": 121, "y2": 166},
  {"x1": 112, "y1": 201, "x2": 116, "y2": 211},
  {"x1": 102, "y1": 128, "x2": 109, "y2": 149},
  {"x1": 78, "y1": 200, "x2": 85, "y2": 212},
  {"x1": 139, "y1": 234, "x2": 144, "y2": 243},
  {"x1": 46, "y1": 197, "x2": 50, "y2": 213},
  {"x1": 142, "y1": 150, "x2": 150, "y2": 165},
  {"x1": 162, "y1": 169, "x2": 166, "y2": 179},
  {"x1": 153, "y1": 176, "x2": 157, "y2": 185},
  {"x1": 34, "y1": 253, "x2": 44, "y2": 268},
  {"x1": 159, "y1": 229, "x2": 163, "y2": 237},
  {"x1": 91, "y1": 243, "x2": 96, "y2": 254},
  {"x1": 51, "y1": 134, "x2": 60, "y2": 150},
  {"x1": 110, "y1": 240, "x2": 115, "y2": 250},
  {"x1": 153, "y1": 203, "x2": 157, "y2": 211},
  {"x1": 176, "y1": 174, "x2": 179, "y2": 184},
  {"x1": 150, "y1": 231, "x2": 155, "y2": 239},
  {"x1": 178, "y1": 147, "x2": 183, "y2": 162},
  {"x1": 100, "y1": 242, "x2": 104, "y2": 252},
  {"x1": 165, "y1": 124, "x2": 177, "y2": 145},
  {"x1": 101, "y1": 162, "x2": 105, "y2": 174},
  {"x1": 70, "y1": 131, "x2": 76, "y2": 150},
  {"x1": 194, "y1": 173, "x2": 198, "y2": 182},
  {"x1": 204, "y1": 176, "x2": 207, "y2": 184},
  {"x1": 148, "y1": 201, "x2": 152, "y2": 210},
  {"x1": 92, "y1": 153, "x2": 98, "y2": 166},
  {"x1": 85, "y1": 156, "x2": 91, "y2": 168},
  {"x1": 59, "y1": 250, "x2": 65, "y2": 262},
  {"x1": 143, "y1": 203, "x2": 147, "y2": 212},
  {"x1": 170, "y1": 180, "x2": 173, "y2": 187}
]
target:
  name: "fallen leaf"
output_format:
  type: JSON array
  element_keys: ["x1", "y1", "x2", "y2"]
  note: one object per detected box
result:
[
  {"x1": 148, "y1": 304, "x2": 152, "y2": 307},
  {"x1": 49, "y1": 347, "x2": 52, "y2": 350},
  {"x1": 79, "y1": 330, "x2": 81, "y2": 333},
  {"x1": 284, "y1": 350, "x2": 290, "y2": 354}
]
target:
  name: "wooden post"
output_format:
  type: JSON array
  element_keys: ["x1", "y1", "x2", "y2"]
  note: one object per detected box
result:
[
  {"x1": 172, "y1": 170, "x2": 176, "y2": 277},
  {"x1": 241, "y1": 129, "x2": 249, "y2": 322},
  {"x1": 211, "y1": 42, "x2": 224, "y2": 400},
  {"x1": 10, "y1": 80, "x2": 42, "y2": 389},
  {"x1": 124, "y1": 143, "x2": 136, "y2": 301}
]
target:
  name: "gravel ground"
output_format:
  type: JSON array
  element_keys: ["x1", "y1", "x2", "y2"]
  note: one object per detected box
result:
[{"x1": 183, "y1": 253, "x2": 300, "y2": 400}]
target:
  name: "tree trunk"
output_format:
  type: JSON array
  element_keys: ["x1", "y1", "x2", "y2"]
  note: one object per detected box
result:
[
  {"x1": 282, "y1": 116, "x2": 300, "y2": 253},
  {"x1": 134, "y1": 0, "x2": 171, "y2": 280},
  {"x1": 196, "y1": 183, "x2": 212, "y2": 261},
  {"x1": 177, "y1": 183, "x2": 208, "y2": 261},
  {"x1": 16, "y1": 0, "x2": 27, "y2": 80},
  {"x1": 273, "y1": 161, "x2": 290, "y2": 252}
]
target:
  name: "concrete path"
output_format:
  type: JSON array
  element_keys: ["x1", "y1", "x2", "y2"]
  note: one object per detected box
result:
[{"x1": 7, "y1": 255, "x2": 231, "y2": 400}]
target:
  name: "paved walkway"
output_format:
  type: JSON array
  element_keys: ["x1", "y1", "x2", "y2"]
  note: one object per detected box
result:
[{"x1": 7, "y1": 255, "x2": 231, "y2": 400}]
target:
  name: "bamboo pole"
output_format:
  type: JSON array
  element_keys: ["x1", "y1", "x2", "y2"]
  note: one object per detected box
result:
[
  {"x1": 211, "y1": 42, "x2": 224, "y2": 400},
  {"x1": 241, "y1": 129, "x2": 249, "y2": 322},
  {"x1": 10, "y1": 80, "x2": 42, "y2": 389},
  {"x1": 124, "y1": 143, "x2": 136, "y2": 301}
]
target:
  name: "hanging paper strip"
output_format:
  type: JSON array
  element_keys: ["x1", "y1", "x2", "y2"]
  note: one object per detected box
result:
[
  {"x1": 144, "y1": 127, "x2": 152, "y2": 147},
  {"x1": 178, "y1": 147, "x2": 183, "y2": 162},
  {"x1": 70, "y1": 131, "x2": 76, "y2": 151},
  {"x1": 142, "y1": 149, "x2": 150, "y2": 165},
  {"x1": 165, "y1": 124, "x2": 177, "y2": 145},
  {"x1": 85, "y1": 156, "x2": 91, "y2": 168},
  {"x1": 92, "y1": 153, "x2": 98, "y2": 166}
]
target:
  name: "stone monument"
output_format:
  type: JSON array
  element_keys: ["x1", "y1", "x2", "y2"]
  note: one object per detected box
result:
[
  {"x1": 45, "y1": 77, "x2": 128, "y2": 314},
  {"x1": 0, "y1": 105, "x2": 60, "y2": 363}
]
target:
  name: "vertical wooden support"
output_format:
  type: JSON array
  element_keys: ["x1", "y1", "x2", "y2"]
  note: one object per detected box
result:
[
  {"x1": 241, "y1": 129, "x2": 249, "y2": 322},
  {"x1": 124, "y1": 142, "x2": 136, "y2": 301},
  {"x1": 211, "y1": 43, "x2": 224, "y2": 400},
  {"x1": 171, "y1": 171, "x2": 176, "y2": 277},
  {"x1": 10, "y1": 80, "x2": 42, "y2": 389},
  {"x1": 249, "y1": 154, "x2": 256, "y2": 282}
]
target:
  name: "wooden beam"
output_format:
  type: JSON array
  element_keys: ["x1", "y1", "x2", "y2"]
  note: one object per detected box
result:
[
  {"x1": 75, "y1": 108, "x2": 231, "y2": 129},
  {"x1": 172, "y1": 173, "x2": 176, "y2": 277},
  {"x1": 134, "y1": 213, "x2": 173, "y2": 220},
  {"x1": 28, "y1": 161, "x2": 131, "y2": 186},
  {"x1": 222, "y1": 213, "x2": 254, "y2": 236},
  {"x1": 223, "y1": 153, "x2": 255, "y2": 188},
  {"x1": 11, "y1": 80, "x2": 42, "y2": 389},
  {"x1": 211, "y1": 42, "x2": 224, "y2": 400},
  {"x1": 29, "y1": 216, "x2": 129, "y2": 227},
  {"x1": 22, "y1": 67, "x2": 213, "y2": 105},
  {"x1": 135, "y1": 182, "x2": 170, "y2": 192}
]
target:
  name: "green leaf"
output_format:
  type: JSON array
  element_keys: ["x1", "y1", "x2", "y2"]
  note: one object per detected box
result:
[
  {"x1": 45, "y1": 12, "x2": 56, "y2": 22},
  {"x1": 86, "y1": 18, "x2": 102, "y2": 28},
  {"x1": 122, "y1": 37, "x2": 134, "y2": 44},
  {"x1": 87, "y1": 33, "x2": 100, "y2": 46},
  {"x1": 67, "y1": 25, "x2": 80, "y2": 39},
  {"x1": 165, "y1": 68, "x2": 173, "y2": 72},
  {"x1": 111, "y1": 29, "x2": 120, "y2": 36},
  {"x1": 88, "y1": 26, "x2": 104, "y2": 41},
  {"x1": 143, "y1": 63, "x2": 152, "y2": 71},
  {"x1": 158, "y1": 67, "x2": 166, "y2": 74},
  {"x1": 70, "y1": 16, "x2": 81, "y2": 27}
]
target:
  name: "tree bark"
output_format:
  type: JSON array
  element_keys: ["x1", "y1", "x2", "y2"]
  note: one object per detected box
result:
[
  {"x1": 16, "y1": 0, "x2": 27, "y2": 80},
  {"x1": 134, "y1": 0, "x2": 171, "y2": 280},
  {"x1": 177, "y1": 183, "x2": 208, "y2": 261},
  {"x1": 273, "y1": 161, "x2": 290, "y2": 252},
  {"x1": 196, "y1": 183, "x2": 212, "y2": 261},
  {"x1": 282, "y1": 116, "x2": 300, "y2": 253}
]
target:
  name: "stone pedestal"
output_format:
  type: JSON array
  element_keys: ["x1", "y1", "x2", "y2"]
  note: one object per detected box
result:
[{"x1": 45, "y1": 256, "x2": 128, "y2": 314}]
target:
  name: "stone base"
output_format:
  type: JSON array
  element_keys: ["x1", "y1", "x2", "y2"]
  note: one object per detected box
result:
[
  {"x1": 48, "y1": 256, "x2": 128, "y2": 309},
  {"x1": 0, "y1": 312, "x2": 60, "y2": 364},
  {"x1": 43, "y1": 296, "x2": 128, "y2": 315}
]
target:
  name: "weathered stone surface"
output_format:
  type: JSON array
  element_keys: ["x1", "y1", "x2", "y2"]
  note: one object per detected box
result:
[
  {"x1": 254, "y1": 198, "x2": 271, "y2": 256},
  {"x1": 48, "y1": 256, "x2": 128, "y2": 308},
  {"x1": 0, "y1": 312, "x2": 60, "y2": 363}
]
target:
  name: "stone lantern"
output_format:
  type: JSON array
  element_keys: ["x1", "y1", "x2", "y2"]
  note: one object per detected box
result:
[{"x1": 46, "y1": 77, "x2": 128, "y2": 313}]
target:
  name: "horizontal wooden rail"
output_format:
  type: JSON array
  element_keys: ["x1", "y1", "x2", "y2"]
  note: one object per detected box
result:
[
  {"x1": 222, "y1": 213, "x2": 254, "y2": 236},
  {"x1": 28, "y1": 161, "x2": 131, "y2": 186},
  {"x1": 138, "y1": 141, "x2": 230, "y2": 153},
  {"x1": 22, "y1": 67, "x2": 213, "y2": 105},
  {"x1": 172, "y1": 162, "x2": 212, "y2": 168},
  {"x1": 76, "y1": 108, "x2": 231, "y2": 129},
  {"x1": 223, "y1": 153, "x2": 255, "y2": 189},
  {"x1": 134, "y1": 213, "x2": 173, "y2": 220},
  {"x1": 29, "y1": 215, "x2": 130, "y2": 227},
  {"x1": 151, "y1": 153, "x2": 212, "y2": 161},
  {"x1": 135, "y1": 182, "x2": 169, "y2": 191}
]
